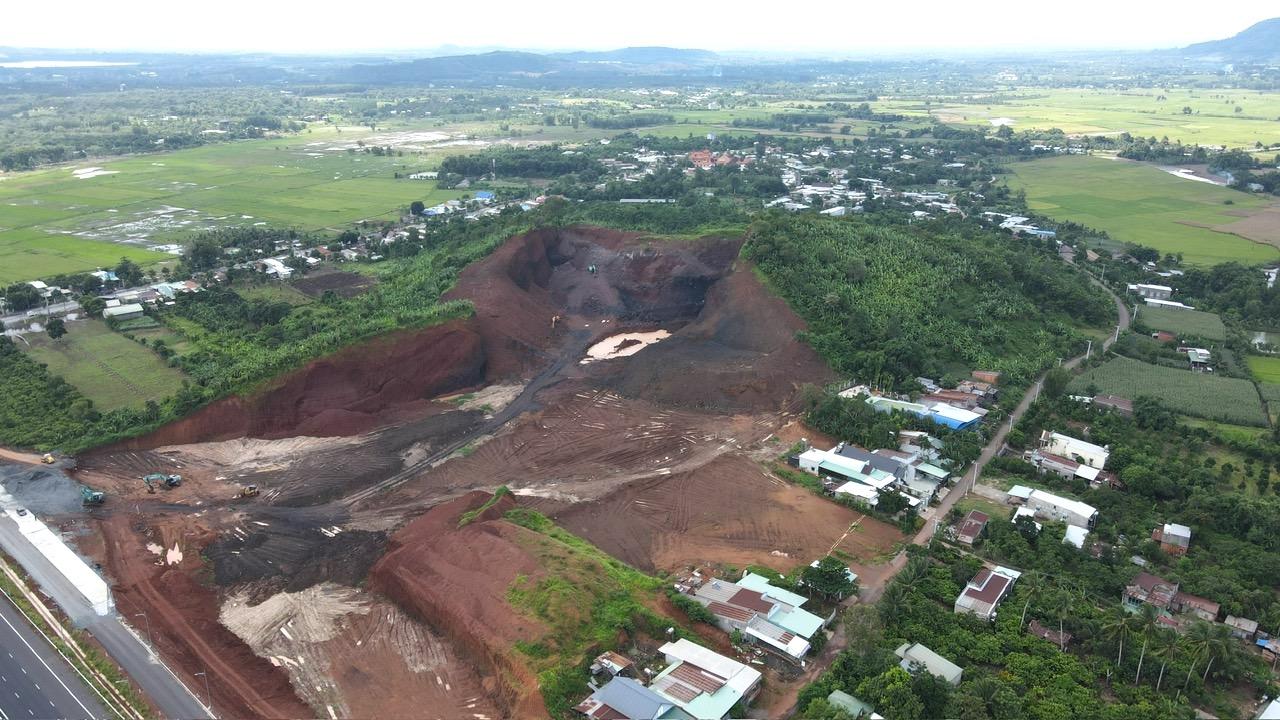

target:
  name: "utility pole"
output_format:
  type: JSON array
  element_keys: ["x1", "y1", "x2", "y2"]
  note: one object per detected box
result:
[
  {"x1": 1086, "y1": 339, "x2": 1093, "y2": 360},
  {"x1": 195, "y1": 671, "x2": 211, "y2": 712}
]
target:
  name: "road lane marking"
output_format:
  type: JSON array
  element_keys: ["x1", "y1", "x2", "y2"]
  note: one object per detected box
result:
[{"x1": 0, "y1": 605, "x2": 98, "y2": 718}]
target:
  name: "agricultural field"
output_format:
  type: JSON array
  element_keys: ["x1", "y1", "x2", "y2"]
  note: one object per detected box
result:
[
  {"x1": 0, "y1": 126, "x2": 470, "y2": 284},
  {"x1": 1005, "y1": 155, "x2": 1280, "y2": 266},
  {"x1": 1068, "y1": 355, "x2": 1269, "y2": 426},
  {"x1": 879, "y1": 87, "x2": 1280, "y2": 148},
  {"x1": 1135, "y1": 305, "x2": 1227, "y2": 340},
  {"x1": 19, "y1": 318, "x2": 186, "y2": 412},
  {"x1": 1246, "y1": 355, "x2": 1280, "y2": 384}
]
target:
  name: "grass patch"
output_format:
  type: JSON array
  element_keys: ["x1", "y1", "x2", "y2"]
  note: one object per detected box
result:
[
  {"x1": 1068, "y1": 355, "x2": 1268, "y2": 426},
  {"x1": 232, "y1": 282, "x2": 315, "y2": 307},
  {"x1": 1135, "y1": 305, "x2": 1226, "y2": 341},
  {"x1": 458, "y1": 486, "x2": 511, "y2": 527},
  {"x1": 20, "y1": 319, "x2": 186, "y2": 412},
  {"x1": 1005, "y1": 155, "x2": 1279, "y2": 266},
  {"x1": 501, "y1": 508, "x2": 689, "y2": 718},
  {"x1": 1245, "y1": 355, "x2": 1280, "y2": 384}
]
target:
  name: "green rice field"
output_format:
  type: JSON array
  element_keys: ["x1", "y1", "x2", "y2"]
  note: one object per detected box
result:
[
  {"x1": 879, "y1": 87, "x2": 1280, "y2": 149},
  {"x1": 1068, "y1": 355, "x2": 1268, "y2": 427},
  {"x1": 0, "y1": 127, "x2": 465, "y2": 284},
  {"x1": 1134, "y1": 305, "x2": 1226, "y2": 341},
  {"x1": 1246, "y1": 354, "x2": 1280, "y2": 384},
  {"x1": 1006, "y1": 155, "x2": 1280, "y2": 267},
  {"x1": 20, "y1": 318, "x2": 187, "y2": 411}
]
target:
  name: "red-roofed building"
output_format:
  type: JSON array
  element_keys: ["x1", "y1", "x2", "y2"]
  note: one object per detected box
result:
[
  {"x1": 953, "y1": 510, "x2": 989, "y2": 546},
  {"x1": 954, "y1": 566, "x2": 1020, "y2": 621}
]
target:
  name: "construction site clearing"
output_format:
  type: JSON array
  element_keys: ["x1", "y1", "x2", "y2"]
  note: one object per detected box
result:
[{"x1": 5, "y1": 226, "x2": 909, "y2": 720}]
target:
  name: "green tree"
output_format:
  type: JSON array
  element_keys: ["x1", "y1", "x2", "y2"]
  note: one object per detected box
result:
[
  {"x1": 803, "y1": 556, "x2": 857, "y2": 600},
  {"x1": 1101, "y1": 607, "x2": 1135, "y2": 669},
  {"x1": 1132, "y1": 603, "x2": 1161, "y2": 685},
  {"x1": 44, "y1": 317, "x2": 66, "y2": 340},
  {"x1": 410, "y1": 200, "x2": 425, "y2": 216}
]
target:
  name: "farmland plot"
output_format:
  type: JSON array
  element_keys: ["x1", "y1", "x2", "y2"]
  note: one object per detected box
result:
[{"x1": 1068, "y1": 355, "x2": 1268, "y2": 426}]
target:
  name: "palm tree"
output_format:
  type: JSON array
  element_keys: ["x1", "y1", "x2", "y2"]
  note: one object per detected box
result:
[
  {"x1": 1133, "y1": 604, "x2": 1161, "y2": 685},
  {"x1": 1048, "y1": 588, "x2": 1074, "y2": 652},
  {"x1": 1151, "y1": 627, "x2": 1177, "y2": 692},
  {"x1": 1017, "y1": 570, "x2": 1046, "y2": 630},
  {"x1": 1102, "y1": 607, "x2": 1135, "y2": 669},
  {"x1": 1199, "y1": 623, "x2": 1235, "y2": 685},
  {"x1": 1181, "y1": 620, "x2": 1214, "y2": 695}
]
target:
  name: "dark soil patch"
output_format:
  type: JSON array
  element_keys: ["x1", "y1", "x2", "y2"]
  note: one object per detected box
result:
[
  {"x1": 205, "y1": 521, "x2": 386, "y2": 603},
  {"x1": 292, "y1": 268, "x2": 376, "y2": 298}
]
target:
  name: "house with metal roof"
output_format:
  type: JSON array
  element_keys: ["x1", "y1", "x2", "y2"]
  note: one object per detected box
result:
[
  {"x1": 1226, "y1": 615, "x2": 1259, "y2": 641},
  {"x1": 691, "y1": 577, "x2": 821, "y2": 662},
  {"x1": 1152, "y1": 523, "x2": 1192, "y2": 556},
  {"x1": 1039, "y1": 431, "x2": 1109, "y2": 470},
  {"x1": 1123, "y1": 572, "x2": 1179, "y2": 611},
  {"x1": 954, "y1": 566, "x2": 1021, "y2": 621},
  {"x1": 827, "y1": 690, "x2": 884, "y2": 719},
  {"x1": 953, "y1": 510, "x2": 988, "y2": 545},
  {"x1": 574, "y1": 676, "x2": 693, "y2": 719},
  {"x1": 650, "y1": 639, "x2": 762, "y2": 720},
  {"x1": 895, "y1": 642, "x2": 963, "y2": 686},
  {"x1": 1010, "y1": 487, "x2": 1098, "y2": 529}
]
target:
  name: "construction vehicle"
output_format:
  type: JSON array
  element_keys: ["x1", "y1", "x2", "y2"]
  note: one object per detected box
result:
[
  {"x1": 238, "y1": 484, "x2": 260, "y2": 498},
  {"x1": 142, "y1": 473, "x2": 182, "y2": 493},
  {"x1": 41, "y1": 453, "x2": 56, "y2": 464},
  {"x1": 80, "y1": 485, "x2": 106, "y2": 505}
]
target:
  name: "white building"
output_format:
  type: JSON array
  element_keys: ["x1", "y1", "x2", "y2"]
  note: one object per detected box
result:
[
  {"x1": 1040, "y1": 431, "x2": 1109, "y2": 470},
  {"x1": 1010, "y1": 486, "x2": 1098, "y2": 529},
  {"x1": 1126, "y1": 283, "x2": 1173, "y2": 301}
]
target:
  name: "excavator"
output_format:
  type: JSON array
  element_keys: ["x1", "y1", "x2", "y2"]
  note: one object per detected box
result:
[
  {"x1": 238, "y1": 484, "x2": 260, "y2": 498},
  {"x1": 80, "y1": 485, "x2": 105, "y2": 505},
  {"x1": 142, "y1": 473, "x2": 182, "y2": 493}
]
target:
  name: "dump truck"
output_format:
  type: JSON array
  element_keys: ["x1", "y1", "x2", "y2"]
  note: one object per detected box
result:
[{"x1": 80, "y1": 485, "x2": 105, "y2": 505}]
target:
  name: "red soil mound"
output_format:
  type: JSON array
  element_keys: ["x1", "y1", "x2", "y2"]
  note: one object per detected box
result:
[
  {"x1": 109, "y1": 320, "x2": 485, "y2": 449},
  {"x1": 94, "y1": 514, "x2": 311, "y2": 719},
  {"x1": 368, "y1": 491, "x2": 551, "y2": 719}
]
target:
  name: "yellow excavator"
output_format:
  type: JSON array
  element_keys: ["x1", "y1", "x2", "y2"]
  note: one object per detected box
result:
[{"x1": 238, "y1": 484, "x2": 260, "y2": 498}]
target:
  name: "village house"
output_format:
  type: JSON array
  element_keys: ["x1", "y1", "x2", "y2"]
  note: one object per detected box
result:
[
  {"x1": 690, "y1": 574, "x2": 824, "y2": 662},
  {"x1": 575, "y1": 676, "x2": 693, "y2": 719},
  {"x1": 102, "y1": 303, "x2": 145, "y2": 322},
  {"x1": 1093, "y1": 394, "x2": 1133, "y2": 416},
  {"x1": 1123, "y1": 572, "x2": 1179, "y2": 612},
  {"x1": 1172, "y1": 591, "x2": 1220, "y2": 623},
  {"x1": 953, "y1": 510, "x2": 989, "y2": 546},
  {"x1": 1225, "y1": 616, "x2": 1259, "y2": 641},
  {"x1": 954, "y1": 566, "x2": 1021, "y2": 621},
  {"x1": 1039, "y1": 431, "x2": 1109, "y2": 470},
  {"x1": 1126, "y1": 283, "x2": 1173, "y2": 301},
  {"x1": 649, "y1": 639, "x2": 762, "y2": 720},
  {"x1": 895, "y1": 643, "x2": 963, "y2": 686},
  {"x1": 826, "y1": 690, "x2": 884, "y2": 719},
  {"x1": 1152, "y1": 523, "x2": 1192, "y2": 556},
  {"x1": 1008, "y1": 486, "x2": 1098, "y2": 529},
  {"x1": 1025, "y1": 448, "x2": 1103, "y2": 485}
]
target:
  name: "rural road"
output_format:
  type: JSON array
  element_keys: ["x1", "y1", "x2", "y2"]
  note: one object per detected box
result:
[
  {"x1": 771, "y1": 260, "x2": 1134, "y2": 718},
  {"x1": 0, "y1": 592, "x2": 107, "y2": 720},
  {"x1": 0, "y1": 498, "x2": 213, "y2": 720}
]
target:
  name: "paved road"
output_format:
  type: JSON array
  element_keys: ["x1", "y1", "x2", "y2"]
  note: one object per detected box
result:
[
  {"x1": 0, "y1": 505, "x2": 212, "y2": 720},
  {"x1": 0, "y1": 590, "x2": 106, "y2": 720},
  {"x1": 863, "y1": 268, "x2": 1133, "y2": 601}
]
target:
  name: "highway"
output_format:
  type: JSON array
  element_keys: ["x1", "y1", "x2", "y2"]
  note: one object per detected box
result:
[
  {"x1": 0, "y1": 591, "x2": 106, "y2": 720},
  {"x1": 0, "y1": 500, "x2": 212, "y2": 720}
]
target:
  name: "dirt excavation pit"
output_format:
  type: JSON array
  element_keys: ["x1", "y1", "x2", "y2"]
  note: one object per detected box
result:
[{"x1": 66, "y1": 225, "x2": 855, "y2": 720}]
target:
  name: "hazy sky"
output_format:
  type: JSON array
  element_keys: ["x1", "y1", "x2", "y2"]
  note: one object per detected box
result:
[{"x1": 2, "y1": 1, "x2": 1276, "y2": 55}]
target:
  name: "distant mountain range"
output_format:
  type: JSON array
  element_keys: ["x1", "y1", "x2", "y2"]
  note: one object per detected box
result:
[
  {"x1": 345, "y1": 46, "x2": 721, "y2": 84},
  {"x1": 1180, "y1": 17, "x2": 1280, "y2": 63}
]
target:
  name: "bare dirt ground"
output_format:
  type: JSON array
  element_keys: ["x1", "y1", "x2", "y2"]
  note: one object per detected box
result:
[
  {"x1": 57, "y1": 226, "x2": 897, "y2": 719},
  {"x1": 551, "y1": 453, "x2": 903, "y2": 575},
  {"x1": 291, "y1": 267, "x2": 377, "y2": 299}
]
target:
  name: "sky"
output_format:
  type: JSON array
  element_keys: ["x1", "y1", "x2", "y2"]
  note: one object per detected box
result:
[{"x1": 2, "y1": 1, "x2": 1276, "y2": 56}]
